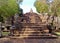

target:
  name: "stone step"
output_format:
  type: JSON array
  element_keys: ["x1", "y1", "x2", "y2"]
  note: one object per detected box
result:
[
  {"x1": 20, "y1": 23, "x2": 46, "y2": 26},
  {"x1": 13, "y1": 33, "x2": 55, "y2": 37},
  {"x1": 19, "y1": 23, "x2": 47, "y2": 28},
  {"x1": 9, "y1": 35, "x2": 58, "y2": 39},
  {"x1": 20, "y1": 34, "x2": 49, "y2": 36},
  {"x1": 19, "y1": 30, "x2": 48, "y2": 34},
  {"x1": 23, "y1": 36, "x2": 58, "y2": 39},
  {"x1": 20, "y1": 31, "x2": 41, "y2": 32},
  {"x1": 21, "y1": 28, "x2": 48, "y2": 31}
]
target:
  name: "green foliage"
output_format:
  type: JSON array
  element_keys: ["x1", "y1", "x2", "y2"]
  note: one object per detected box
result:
[
  {"x1": 0, "y1": 0, "x2": 23, "y2": 20},
  {"x1": 0, "y1": 15, "x2": 3, "y2": 22},
  {"x1": 51, "y1": 0, "x2": 60, "y2": 16},
  {"x1": 17, "y1": 0, "x2": 23, "y2": 4},
  {"x1": 34, "y1": 0, "x2": 48, "y2": 13},
  {"x1": 57, "y1": 7, "x2": 60, "y2": 15}
]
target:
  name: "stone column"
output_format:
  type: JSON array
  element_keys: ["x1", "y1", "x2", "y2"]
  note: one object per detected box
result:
[{"x1": 0, "y1": 22, "x2": 2, "y2": 37}]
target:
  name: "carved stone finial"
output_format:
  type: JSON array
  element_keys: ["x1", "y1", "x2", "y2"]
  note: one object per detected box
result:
[{"x1": 30, "y1": 8, "x2": 33, "y2": 13}]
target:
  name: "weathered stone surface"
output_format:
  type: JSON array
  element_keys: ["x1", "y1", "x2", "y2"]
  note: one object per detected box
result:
[{"x1": 0, "y1": 37, "x2": 59, "y2": 43}]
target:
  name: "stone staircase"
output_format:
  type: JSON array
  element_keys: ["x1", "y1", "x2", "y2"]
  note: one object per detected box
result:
[{"x1": 10, "y1": 23, "x2": 57, "y2": 39}]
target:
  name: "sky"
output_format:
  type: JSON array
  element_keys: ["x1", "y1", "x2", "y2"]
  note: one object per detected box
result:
[{"x1": 20, "y1": 0, "x2": 37, "y2": 14}]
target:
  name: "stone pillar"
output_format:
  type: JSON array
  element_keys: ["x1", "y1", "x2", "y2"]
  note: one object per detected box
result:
[
  {"x1": 0, "y1": 22, "x2": 2, "y2": 37},
  {"x1": 5, "y1": 21, "x2": 8, "y2": 31}
]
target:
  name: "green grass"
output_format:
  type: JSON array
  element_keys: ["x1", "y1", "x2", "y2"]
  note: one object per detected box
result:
[
  {"x1": 2, "y1": 32, "x2": 10, "y2": 36},
  {"x1": 55, "y1": 32, "x2": 60, "y2": 36}
]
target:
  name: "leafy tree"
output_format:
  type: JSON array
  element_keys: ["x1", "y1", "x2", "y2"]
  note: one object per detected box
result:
[
  {"x1": 17, "y1": 0, "x2": 23, "y2": 4},
  {"x1": 34, "y1": 0, "x2": 48, "y2": 13},
  {"x1": 51, "y1": 0, "x2": 60, "y2": 16},
  {"x1": 0, "y1": 0, "x2": 23, "y2": 21}
]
